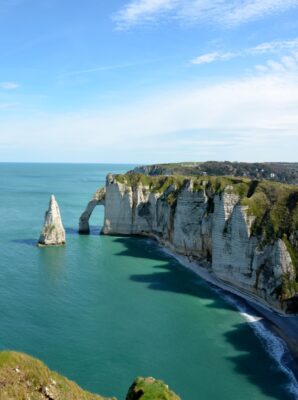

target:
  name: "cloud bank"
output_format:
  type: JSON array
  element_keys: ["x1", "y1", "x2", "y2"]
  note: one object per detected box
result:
[
  {"x1": 114, "y1": 0, "x2": 298, "y2": 29},
  {"x1": 191, "y1": 38, "x2": 298, "y2": 65},
  {"x1": 1, "y1": 53, "x2": 298, "y2": 162}
]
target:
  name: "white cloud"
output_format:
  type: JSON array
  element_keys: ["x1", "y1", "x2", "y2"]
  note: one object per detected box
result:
[
  {"x1": 1, "y1": 54, "x2": 298, "y2": 162},
  {"x1": 60, "y1": 63, "x2": 136, "y2": 78},
  {"x1": 114, "y1": 0, "x2": 298, "y2": 29},
  {"x1": 0, "y1": 82, "x2": 20, "y2": 90},
  {"x1": 115, "y1": 0, "x2": 176, "y2": 27},
  {"x1": 224, "y1": 0, "x2": 298, "y2": 25},
  {"x1": 191, "y1": 51, "x2": 234, "y2": 65},
  {"x1": 254, "y1": 52, "x2": 298, "y2": 74},
  {"x1": 191, "y1": 38, "x2": 298, "y2": 65},
  {"x1": 250, "y1": 38, "x2": 298, "y2": 54}
]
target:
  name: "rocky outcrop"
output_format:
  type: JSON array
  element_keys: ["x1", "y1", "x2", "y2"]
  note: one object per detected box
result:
[
  {"x1": 38, "y1": 195, "x2": 66, "y2": 246},
  {"x1": 79, "y1": 188, "x2": 106, "y2": 234},
  {"x1": 126, "y1": 377, "x2": 180, "y2": 400},
  {"x1": 84, "y1": 174, "x2": 298, "y2": 313}
]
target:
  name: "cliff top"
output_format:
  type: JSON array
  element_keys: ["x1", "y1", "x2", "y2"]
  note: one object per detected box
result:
[
  {"x1": 0, "y1": 351, "x2": 180, "y2": 400},
  {"x1": 131, "y1": 161, "x2": 298, "y2": 185},
  {"x1": 0, "y1": 351, "x2": 109, "y2": 399},
  {"x1": 126, "y1": 377, "x2": 181, "y2": 400}
]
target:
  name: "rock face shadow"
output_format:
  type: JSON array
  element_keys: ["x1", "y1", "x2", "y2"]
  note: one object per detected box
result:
[
  {"x1": 112, "y1": 236, "x2": 296, "y2": 400},
  {"x1": 66, "y1": 225, "x2": 102, "y2": 236},
  {"x1": 11, "y1": 239, "x2": 37, "y2": 247},
  {"x1": 65, "y1": 227, "x2": 78, "y2": 235}
]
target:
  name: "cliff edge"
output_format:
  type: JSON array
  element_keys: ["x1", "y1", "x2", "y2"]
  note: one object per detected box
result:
[
  {"x1": 0, "y1": 351, "x2": 180, "y2": 400},
  {"x1": 82, "y1": 173, "x2": 298, "y2": 313}
]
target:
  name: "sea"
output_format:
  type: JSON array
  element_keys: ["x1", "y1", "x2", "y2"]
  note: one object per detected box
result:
[{"x1": 0, "y1": 163, "x2": 297, "y2": 400}]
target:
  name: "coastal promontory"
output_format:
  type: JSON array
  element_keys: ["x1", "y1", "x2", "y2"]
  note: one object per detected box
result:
[{"x1": 80, "y1": 172, "x2": 298, "y2": 313}]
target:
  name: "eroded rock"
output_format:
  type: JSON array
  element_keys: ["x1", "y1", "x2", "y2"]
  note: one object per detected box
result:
[{"x1": 38, "y1": 195, "x2": 66, "y2": 246}]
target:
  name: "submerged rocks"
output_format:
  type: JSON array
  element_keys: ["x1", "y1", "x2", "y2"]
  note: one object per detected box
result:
[{"x1": 38, "y1": 195, "x2": 66, "y2": 246}]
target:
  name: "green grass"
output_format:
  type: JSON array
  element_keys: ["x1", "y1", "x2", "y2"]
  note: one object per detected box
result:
[
  {"x1": 126, "y1": 377, "x2": 181, "y2": 400},
  {"x1": 0, "y1": 351, "x2": 112, "y2": 400},
  {"x1": 241, "y1": 181, "x2": 298, "y2": 242},
  {"x1": 0, "y1": 352, "x2": 182, "y2": 400},
  {"x1": 114, "y1": 173, "x2": 251, "y2": 196}
]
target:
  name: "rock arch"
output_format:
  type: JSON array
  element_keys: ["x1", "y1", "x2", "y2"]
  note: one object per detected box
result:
[{"x1": 79, "y1": 188, "x2": 106, "y2": 234}]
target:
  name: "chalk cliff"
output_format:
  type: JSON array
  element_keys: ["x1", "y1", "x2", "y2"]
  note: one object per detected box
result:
[
  {"x1": 79, "y1": 188, "x2": 106, "y2": 234},
  {"x1": 38, "y1": 195, "x2": 66, "y2": 246},
  {"x1": 81, "y1": 173, "x2": 298, "y2": 313}
]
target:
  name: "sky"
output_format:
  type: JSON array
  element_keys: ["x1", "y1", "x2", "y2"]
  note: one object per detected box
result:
[{"x1": 0, "y1": 0, "x2": 298, "y2": 163}]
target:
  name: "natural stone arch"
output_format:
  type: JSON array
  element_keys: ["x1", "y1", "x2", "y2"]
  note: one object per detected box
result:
[{"x1": 79, "y1": 188, "x2": 106, "y2": 234}]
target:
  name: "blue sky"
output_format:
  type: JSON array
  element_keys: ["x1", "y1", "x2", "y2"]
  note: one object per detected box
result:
[{"x1": 1, "y1": 0, "x2": 298, "y2": 163}]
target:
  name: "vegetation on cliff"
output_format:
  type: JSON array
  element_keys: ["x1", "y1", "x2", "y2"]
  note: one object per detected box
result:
[
  {"x1": 131, "y1": 161, "x2": 298, "y2": 185},
  {"x1": 0, "y1": 351, "x2": 110, "y2": 400},
  {"x1": 126, "y1": 377, "x2": 180, "y2": 400},
  {"x1": 114, "y1": 173, "x2": 298, "y2": 300},
  {"x1": 0, "y1": 351, "x2": 180, "y2": 400},
  {"x1": 114, "y1": 172, "x2": 250, "y2": 196},
  {"x1": 240, "y1": 180, "x2": 298, "y2": 300},
  {"x1": 240, "y1": 180, "x2": 298, "y2": 248}
]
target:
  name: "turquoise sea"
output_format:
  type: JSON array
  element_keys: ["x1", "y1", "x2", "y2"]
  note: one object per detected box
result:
[{"x1": 0, "y1": 163, "x2": 297, "y2": 400}]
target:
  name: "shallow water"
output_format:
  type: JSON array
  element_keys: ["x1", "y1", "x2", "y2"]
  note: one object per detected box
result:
[{"x1": 0, "y1": 163, "x2": 296, "y2": 399}]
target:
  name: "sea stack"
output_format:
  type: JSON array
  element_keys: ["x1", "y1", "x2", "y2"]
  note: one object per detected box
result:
[{"x1": 38, "y1": 195, "x2": 66, "y2": 246}]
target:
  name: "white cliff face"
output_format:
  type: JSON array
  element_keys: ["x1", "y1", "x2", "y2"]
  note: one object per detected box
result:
[
  {"x1": 211, "y1": 191, "x2": 258, "y2": 293},
  {"x1": 172, "y1": 181, "x2": 212, "y2": 260},
  {"x1": 82, "y1": 175, "x2": 297, "y2": 312},
  {"x1": 102, "y1": 175, "x2": 134, "y2": 235},
  {"x1": 79, "y1": 188, "x2": 106, "y2": 234},
  {"x1": 39, "y1": 195, "x2": 66, "y2": 246}
]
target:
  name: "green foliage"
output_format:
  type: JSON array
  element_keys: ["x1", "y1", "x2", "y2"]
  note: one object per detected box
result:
[
  {"x1": 132, "y1": 161, "x2": 298, "y2": 184},
  {"x1": 114, "y1": 173, "x2": 152, "y2": 187},
  {"x1": 115, "y1": 173, "x2": 251, "y2": 197},
  {"x1": 126, "y1": 377, "x2": 181, "y2": 400},
  {"x1": 242, "y1": 182, "x2": 298, "y2": 241},
  {"x1": 114, "y1": 173, "x2": 188, "y2": 206},
  {"x1": 0, "y1": 352, "x2": 181, "y2": 400},
  {"x1": 0, "y1": 351, "x2": 111, "y2": 400}
]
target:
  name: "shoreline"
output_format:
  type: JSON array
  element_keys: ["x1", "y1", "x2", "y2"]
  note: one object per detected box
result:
[{"x1": 151, "y1": 241, "x2": 298, "y2": 381}]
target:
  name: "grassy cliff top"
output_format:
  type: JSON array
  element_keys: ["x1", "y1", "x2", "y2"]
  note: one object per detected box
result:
[
  {"x1": 126, "y1": 377, "x2": 180, "y2": 400},
  {"x1": 114, "y1": 172, "x2": 252, "y2": 195},
  {"x1": 131, "y1": 161, "x2": 298, "y2": 185},
  {"x1": 0, "y1": 351, "x2": 181, "y2": 400},
  {"x1": 114, "y1": 172, "x2": 298, "y2": 201},
  {"x1": 0, "y1": 351, "x2": 110, "y2": 400}
]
